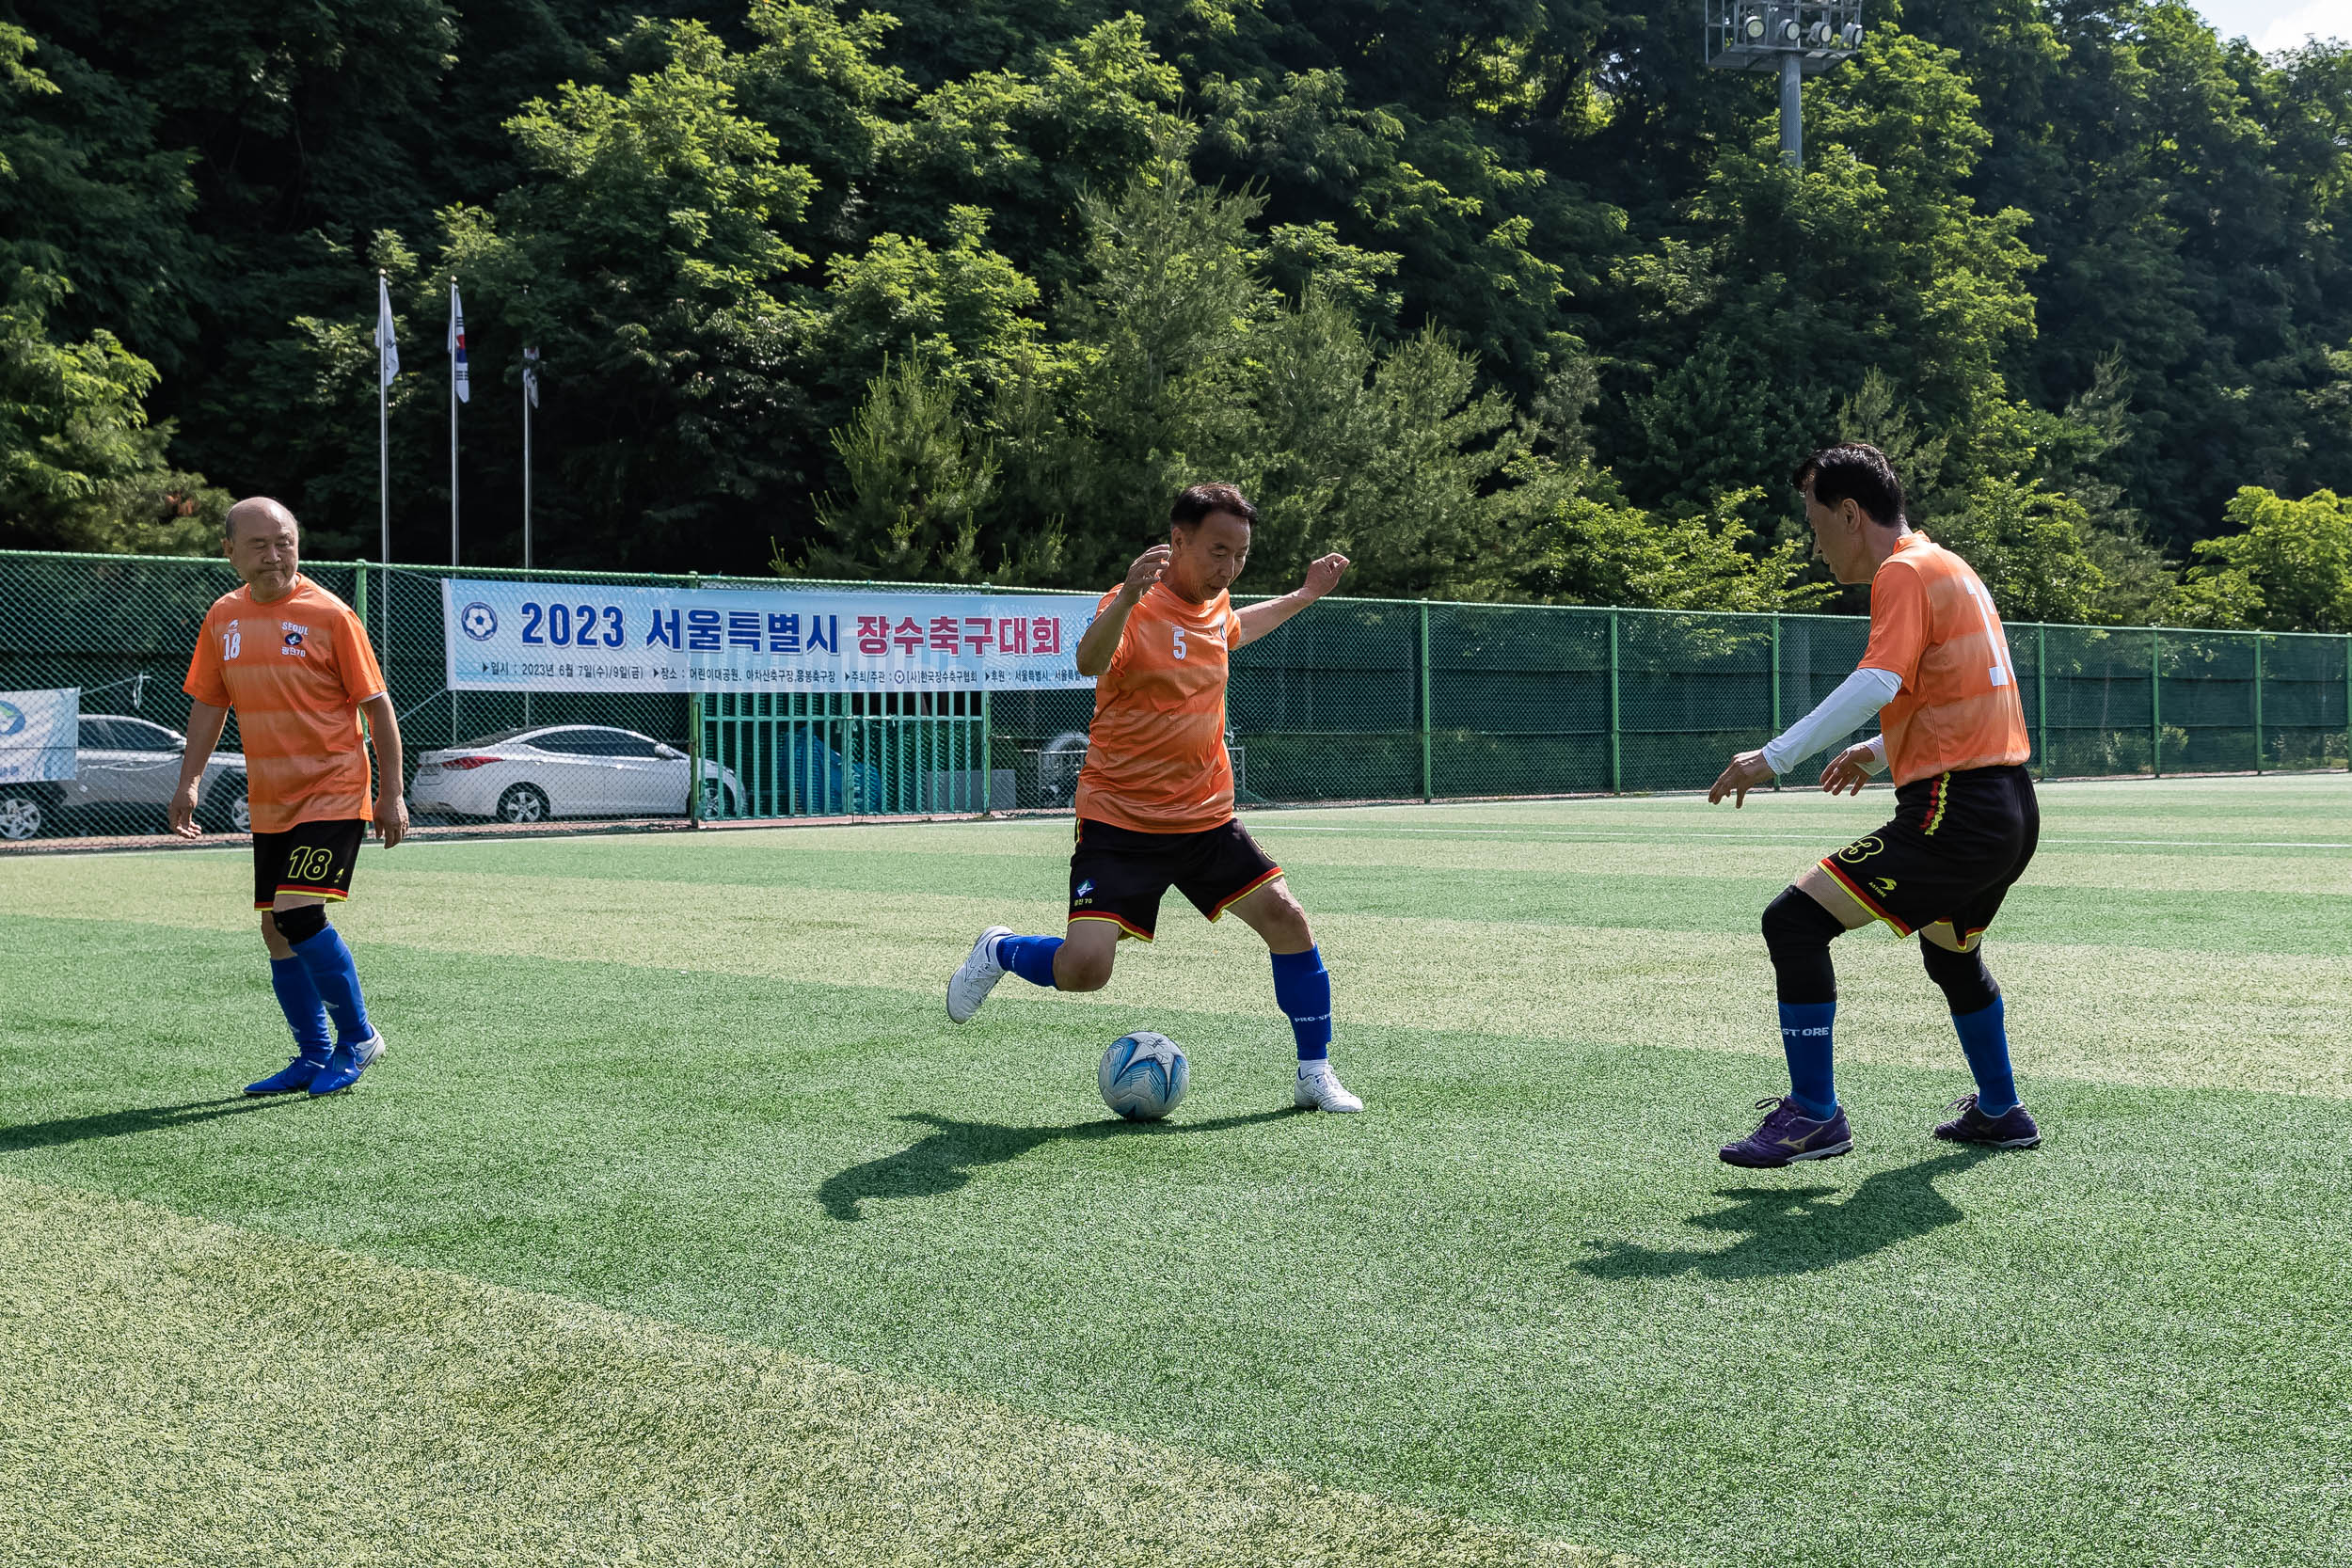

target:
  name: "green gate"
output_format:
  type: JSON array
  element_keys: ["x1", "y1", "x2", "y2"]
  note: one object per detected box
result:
[{"x1": 699, "y1": 689, "x2": 994, "y2": 818}]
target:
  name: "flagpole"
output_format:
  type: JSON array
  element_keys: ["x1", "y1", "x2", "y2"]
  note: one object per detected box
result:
[
  {"x1": 449, "y1": 277, "x2": 460, "y2": 568},
  {"x1": 522, "y1": 359, "x2": 533, "y2": 573},
  {"x1": 378, "y1": 284, "x2": 389, "y2": 569}
]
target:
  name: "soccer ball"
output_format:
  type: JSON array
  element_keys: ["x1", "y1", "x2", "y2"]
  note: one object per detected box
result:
[{"x1": 1098, "y1": 1031, "x2": 1189, "y2": 1121}]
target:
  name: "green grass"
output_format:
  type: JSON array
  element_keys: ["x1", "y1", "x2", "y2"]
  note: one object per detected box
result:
[{"x1": 3, "y1": 775, "x2": 2349, "y2": 1565}]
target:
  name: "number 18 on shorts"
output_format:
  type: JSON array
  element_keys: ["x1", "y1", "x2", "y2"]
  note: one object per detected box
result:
[{"x1": 251, "y1": 817, "x2": 366, "y2": 910}]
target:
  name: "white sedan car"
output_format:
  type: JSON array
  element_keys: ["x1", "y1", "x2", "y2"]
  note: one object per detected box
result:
[{"x1": 410, "y1": 725, "x2": 742, "y2": 823}]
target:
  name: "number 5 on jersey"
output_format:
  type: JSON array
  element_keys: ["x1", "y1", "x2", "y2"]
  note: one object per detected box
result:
[{"x1": 1172, "y1": 626, "x2": 1186, "y2": 660}]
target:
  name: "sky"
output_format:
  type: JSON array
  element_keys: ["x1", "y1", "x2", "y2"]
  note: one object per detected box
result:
[{"x1": 2196, "y1": 0, "x2": 2352, "y2": 50}]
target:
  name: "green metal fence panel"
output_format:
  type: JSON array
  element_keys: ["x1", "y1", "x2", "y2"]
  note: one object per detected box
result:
[
  {"x1": 2264, "y1": 631, "x2": 2352, "y2": 771},
  {"x1": 3, "y1": 547, "x2": 2347, "y2": 843},
  {"x1": 1229, "y1": 595, "x2": 1420, "y2": 802},
  {"x1": 2041, "y1": 624, "x2": 2158, "y2": 779}
]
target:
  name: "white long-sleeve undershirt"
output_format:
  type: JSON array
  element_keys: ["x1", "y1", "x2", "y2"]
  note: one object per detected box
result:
[{"x1": 1761, "y1": 666, "x2": 1902, "y2": 776}]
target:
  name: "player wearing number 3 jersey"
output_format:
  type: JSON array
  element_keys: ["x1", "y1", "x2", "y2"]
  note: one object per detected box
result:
[
  {"x1": 946, "y1": 483, "x2": 1367, "y2": 1113},
  {"x1": 170, "y1": 498, "x2": 405, "y2": 1099},
  {"x1": 1708, "y1": 444, "x2": 2042, "y2": 1166}
]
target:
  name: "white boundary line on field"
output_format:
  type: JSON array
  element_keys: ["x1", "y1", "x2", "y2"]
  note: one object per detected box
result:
[{"x1": 1242, "y1": 824, "x2": 2352, "y2": 850}]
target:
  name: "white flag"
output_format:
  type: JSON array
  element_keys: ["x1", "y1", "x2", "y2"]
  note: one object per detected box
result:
[
  {"x1": 449, "y1": 279, "x2": 469, "y2": 404},
  {"x1": 522, "y1": 345, "x2": 540, "y2": 408},
  {"x1": 375, "y1": 275, "x2": 398, "y2": 387}
]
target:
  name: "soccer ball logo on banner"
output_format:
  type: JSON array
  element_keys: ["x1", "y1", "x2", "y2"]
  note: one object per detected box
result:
[{"x1": 460, "y1": 602, "x2": 499, "y2": 641}]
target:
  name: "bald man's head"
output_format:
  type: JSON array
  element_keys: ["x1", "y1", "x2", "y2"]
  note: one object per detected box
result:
[
  {"x1": 225, "y1": 496, "x2": 299, "y2": 545},
  {"x1": 224, "y1": 496, "x2": 303, "y2": 601}
]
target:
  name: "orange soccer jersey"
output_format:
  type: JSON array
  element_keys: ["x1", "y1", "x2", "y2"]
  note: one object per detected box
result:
[
  {"x1": 183, "y1": 576, "x2": 388, "y2": 833},
  {"x1": 1858, "y1": 532, "x2": 2032, "y2": 786},
  {"x1": 1074, "y1": 581, "x2": 1242, "y2": 834}
]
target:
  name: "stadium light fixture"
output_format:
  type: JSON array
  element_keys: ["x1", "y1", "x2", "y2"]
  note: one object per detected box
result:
[{"x1": 1703, "y1": 0, "x2": 1865, "y2": 169}]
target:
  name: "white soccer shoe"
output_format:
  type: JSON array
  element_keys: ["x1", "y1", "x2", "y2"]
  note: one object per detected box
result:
[
  {"x1": 1295, "y1": 1064, "x2": 1364, "y2": 1113},
  {"x1": 946, "y1": 926, "x2": 1014, "y2": 1023}
]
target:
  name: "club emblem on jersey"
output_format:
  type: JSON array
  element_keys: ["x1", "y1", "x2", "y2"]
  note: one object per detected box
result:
[
  {"x1": 279, "y1": 622, "x2": 310, "y2": 656},
  {"x1": 460, "y1": 602, "x2": 498, "y2": 641}
]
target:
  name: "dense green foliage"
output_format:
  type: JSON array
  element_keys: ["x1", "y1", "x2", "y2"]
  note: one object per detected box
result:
[{"x1": 0, "y1": 1, "x2": 2346, "y2": 624}]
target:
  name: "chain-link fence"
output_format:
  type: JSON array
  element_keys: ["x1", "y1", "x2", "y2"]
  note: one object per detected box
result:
[{"x1": 3, "y1": 548, "x2": 2345, "y2": 842}]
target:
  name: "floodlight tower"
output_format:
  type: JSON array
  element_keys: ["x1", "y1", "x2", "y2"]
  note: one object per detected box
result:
[{"x1": 1706, "y1": 3, "x2": 1865, "y2": 167}]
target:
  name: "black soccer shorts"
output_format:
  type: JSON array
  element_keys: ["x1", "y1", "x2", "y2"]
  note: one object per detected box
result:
[
  {"x1": 1816, "y1": 764, "x2": 2039, "y2": 942},
  {"x1": 252, "y1": 816, "x2": 366, "y2": 910},
  {"x1": 1067, "y1": 816, "x2": 1284, "y2": 941}
]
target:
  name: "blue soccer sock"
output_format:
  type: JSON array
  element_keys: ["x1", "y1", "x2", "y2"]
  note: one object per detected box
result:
[
  {"x1": 1269, "y1": 947, "x2": 1332, "y2": 1064},
  {"x1": 288, "y1": 924, "x2": 373, "y2": 1047},
  {"x1": 993, "y1": 933, "x2": 1063, "y2": 989},
  {"x1": 1777, "y1": 1002, "x2": 1838, "y2": 1120},
  {"x1": 1951, "y1": 997, "x2": 2018, "y2": 1117},
  {"x1": 268, "y1": 956, "x2": 333, "y2": 1060}
]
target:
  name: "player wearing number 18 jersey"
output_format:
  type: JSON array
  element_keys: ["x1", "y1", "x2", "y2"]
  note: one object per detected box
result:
[
  {"x1": 1708, "y1": 444, "x2": 2042, "y2": 1166},
  {"x1": 169, "y1": 498, "x2": 407, "y2": 1099},
  {"x1": 946, "y1": 483, "x2": 1366, "y2": 1113}
]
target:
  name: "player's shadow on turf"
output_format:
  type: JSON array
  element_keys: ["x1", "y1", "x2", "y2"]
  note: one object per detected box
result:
[
  {"x1": 819, "y1": 1109, "x2": 1298, "y2": 1221},
  {"x1": 0, "y1": 1096, "x2": 297, "y2": 1155},
  {"x1": 1574, "y1": 1148, "x2": 1994, "y2": 1280}
]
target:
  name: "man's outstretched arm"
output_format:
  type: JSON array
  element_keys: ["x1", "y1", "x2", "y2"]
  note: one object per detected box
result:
[
  {"x1": 1235, "y1": 553, "x2": 1349, "y2": 647},
  {"x1": 1710, "y1": 667, "x2": 1900, "y2": 808}
]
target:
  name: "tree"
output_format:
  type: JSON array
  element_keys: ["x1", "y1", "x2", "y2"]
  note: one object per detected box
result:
[
  {"x1": 1927, "y1": 475, "x2": 2106, "y2": 626},
  {"x1": 2165, "y1": 487, "x2": 2352, "y2": 633},
  {"x1": 796, "y1": 352, "x2": 997, "y2": 580},
  {"x1": 440, "y1": 20, "x2": 822, "y2": 569},
  {"x1": 0, "y1": 269, "x2": 221, "y2": 552},
  {"x1": 1609, "y1": 26, "x2": 2040, "y2": 535},
  {"x1": 1515, "y1": 471, "x2": 1830, "y2": 612}
]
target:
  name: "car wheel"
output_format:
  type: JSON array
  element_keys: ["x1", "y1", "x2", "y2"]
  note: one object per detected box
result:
[
  {"x1": 0, "y1": 791, "x2": 46, "y2": 840},
  {"x1": 496, "y1": 783, "x2": 551, "y2": 824},
  {"x1": 203, "y1": 774, "x2": 251, "y2": 833},
  {"x1": 698, "y1": 780, "x2": 727, "y2": 818}
]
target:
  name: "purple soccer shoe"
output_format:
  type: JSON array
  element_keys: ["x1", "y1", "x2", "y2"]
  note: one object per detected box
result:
[
  {"x1": 1932, "y1": 1093, "x2": 2042, "y2": 1149},
  {"x1": 1720, "y1": 1096, "x2": 1854, "y2": 1168}
]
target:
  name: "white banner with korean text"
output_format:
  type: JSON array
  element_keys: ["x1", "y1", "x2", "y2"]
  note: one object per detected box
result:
[
  {"x1": 442, "y1": 579, "x2": 1091, "y2": 693},
  {"x1": 0, "y1": 687, "x2": 79, "y2": 783}
]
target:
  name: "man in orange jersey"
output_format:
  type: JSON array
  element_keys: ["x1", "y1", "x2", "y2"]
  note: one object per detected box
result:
[
  {"x1": 946, "y1": 483, "x2": 1365, "y2": 1112},
  {"x1": 1707, "y1": 444, "x2": 2042, "y2": 1166},
  {"x1": 168, "y1": 497, "x2": 405, "y2": 1098}
]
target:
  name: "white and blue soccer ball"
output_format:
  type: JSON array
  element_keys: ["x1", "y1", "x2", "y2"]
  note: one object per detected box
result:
[{"x1": 1098, "y1": 1031, "x2": 1189, "y2": 1121}]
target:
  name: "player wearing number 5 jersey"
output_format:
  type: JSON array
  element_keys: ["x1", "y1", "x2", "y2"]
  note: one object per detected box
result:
[
  {"x1": 946, "y1": 483, "x2": 1367, "y2": 1113},
  {"x1": 169, "y1": 498, "x2": 405, "y2": 1099},
  {"x1": 1708, "y1": 444, "x2": 2042, "y2": 1166}
]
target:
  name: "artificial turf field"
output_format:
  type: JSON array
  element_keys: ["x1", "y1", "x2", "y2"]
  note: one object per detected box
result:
[{"x1": 2, "y1": 776, "x2": 2348, "y2": 1567}]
